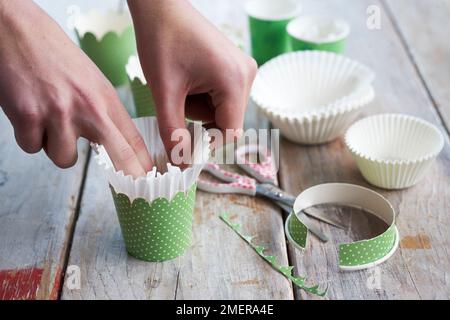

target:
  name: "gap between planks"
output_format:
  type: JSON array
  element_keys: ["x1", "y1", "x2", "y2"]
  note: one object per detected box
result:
[{"x1": 380, "y1": 0, "x2": 450, "y2": 137}]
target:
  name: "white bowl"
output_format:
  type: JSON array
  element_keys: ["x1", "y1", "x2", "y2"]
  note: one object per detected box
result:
[
  {"x1": 345, "y1": 114, "x2": 444, "y2": 189},
  {"x1": 251, "y1": 51, "x2": 375, "y2": 144}
]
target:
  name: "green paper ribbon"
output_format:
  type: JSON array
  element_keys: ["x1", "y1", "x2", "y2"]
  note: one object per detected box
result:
[
  {"x1": 110, "y1": 184, "x2": 197, "y2": 262},
  {"x1": 286, "y1": 183, "x2": 399, "y2": 271},
  {"x1": 220, "y1": 213, "x2": 327, "y2": 296},
  {"x1": 76, "y1": 27, "x2": 136, "y2": 87},
  {"x1": 285, "y1": 212, "x2": 308, "y2": 250}
]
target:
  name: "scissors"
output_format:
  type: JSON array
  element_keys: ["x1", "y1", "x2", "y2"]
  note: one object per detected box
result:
[{"x1": 198, "y1": 144, "x2": 347, "y2": 242}]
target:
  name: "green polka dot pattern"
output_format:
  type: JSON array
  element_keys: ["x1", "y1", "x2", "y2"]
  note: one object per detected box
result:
[
  {"x1": 110, "y1": 184, "x2": 197, "y2": 262},
  {"x1": 339, "y1": 224, "x2": 396, "y2": 267},
  {"x1": 130, "y1": 78, "x2": 156, "y2": 118},
  {"x1": 287, "y1": 213, "x2": 307, "y2": 249}
]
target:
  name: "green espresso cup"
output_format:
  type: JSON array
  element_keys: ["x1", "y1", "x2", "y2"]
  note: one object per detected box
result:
[
  {"x1": 245, "y1": 0, "x2": 301, "y2": 66},
  {"x1": 287, "y1": 16, "x2": 350, "y2": 54}
]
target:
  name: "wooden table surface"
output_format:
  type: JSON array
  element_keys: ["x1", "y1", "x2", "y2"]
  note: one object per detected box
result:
[{"x1": 0, "y1": 0, "x2": 449, "y2": 300}]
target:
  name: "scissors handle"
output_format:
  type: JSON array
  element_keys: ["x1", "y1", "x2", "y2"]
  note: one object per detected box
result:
[
  {"x1": 197, "y1": 163, "x2": 257, "y2": 196},
  {"x1": 235, "y1": 144, "x2": 277, "y2": 185}
]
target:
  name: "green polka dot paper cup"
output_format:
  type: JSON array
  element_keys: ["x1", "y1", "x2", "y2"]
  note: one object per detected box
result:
[
  {"x1": 125, "y1": 56, "x2": 156, "y2": 118},
  {"x1": 95, "y1": 117, "x2": 210, "y2": 261},
  {"x1": 287, "y1": 16, "x2": 350, "y2": 54},
  {"x1": 245, "y1": 0, "x2": 301, "y2": 66},
  {"x1": 73, "y1": 10, "x2": 136, "y2": 87}
]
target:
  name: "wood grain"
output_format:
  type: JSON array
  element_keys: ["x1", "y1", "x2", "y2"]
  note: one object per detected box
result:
[
  {"x1": 0, "y1": 111, "x2": 89, "y2": 299},
  {"x1": 61, "y1": 154, "x2": 293, "y2": 299},
  {"x1": 277, "y1": 0, "x2": 450, "y2": 300},
  {"x1": 383, "y1": 0, "x2": 450, "y2": 133},
  {"x1": 62, "y1": 0, "x2": 292, "y2": 300}
]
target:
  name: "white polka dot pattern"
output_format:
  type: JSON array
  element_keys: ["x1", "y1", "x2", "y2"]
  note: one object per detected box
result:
[
  {"x1": 110, "y1": 184, "x2": 197, "y2": 262},
  {"x1": 339, "y1": 224, "x2": 396, "y2": 267},
  {"x1": 287, "y1": 214, "x2": 307, "y2": 249}
]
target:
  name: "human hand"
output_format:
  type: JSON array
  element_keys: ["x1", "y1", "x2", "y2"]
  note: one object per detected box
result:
[
  {"x1": 0, "y1": 0, "x2": 153, "y2": 178},
  {"x1": 128, "y1": 0, "x2": 257, "y2": 164}
]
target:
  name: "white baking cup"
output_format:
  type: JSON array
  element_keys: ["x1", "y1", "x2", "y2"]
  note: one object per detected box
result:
[
  {"x1": 287, "y1": 15, "x2": 350, "y2": 44},
  {"x1": 94, "y1": 117, "x2": 211, "y2": 202},
  {"x1": 345, "y1": 114, "x2": 444, "y2": 189},
  {"x1": 72, "y1": 9, "x2": 132, "y2": 39},
  {"x1": 251, "y1": 51, "x2": 375, "y2": 144}
]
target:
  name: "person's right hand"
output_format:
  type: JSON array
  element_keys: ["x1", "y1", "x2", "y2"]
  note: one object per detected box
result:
[{"x1": 0, "y1": 0, "x2": 152, "y2": 178}]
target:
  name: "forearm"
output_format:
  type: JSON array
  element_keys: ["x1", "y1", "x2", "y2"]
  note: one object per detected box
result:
[
  {"x1": 0, "y1": 1, "x2": 55, "y2": 61},
  {"x1": 127, "y1": 0, "x2": 195, "y2": 39}
]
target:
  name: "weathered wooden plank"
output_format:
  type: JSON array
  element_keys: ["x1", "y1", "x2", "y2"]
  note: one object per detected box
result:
[
  {"x1": 62, "y1": 154, "x2": 293, "y2": 299},
  {"x1": 62, "y1": 0, "x2": 292, "y2": 300},
  {"x1": 0, "y1": 111, "x2": 89, "y2": 299},
  {"x1": 277, "y1": 0, "x2": 450, "y2": 300},
  {"x1": 383, "y1": 0, "x2": 450, "y2": 133}
]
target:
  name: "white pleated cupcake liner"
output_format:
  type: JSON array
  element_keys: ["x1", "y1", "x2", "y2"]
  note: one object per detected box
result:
[
  {"x1": 73, "y1": 9, "x2": 133, "y2": 40},
  {"x1": 261, "y1": 86, "x2": 374, "y2": 144},
  {"x1": 345, "y1": 114, "x2": 444, "y2": 189},
  {"x1": 94, "y1": 117, "x2": 211, "y2": 202},
  {"x1": 251, "y1": 51, "x2": 374, "y2": 118},
  {"x1": 126, "y1": 55, "x2": 147, "y2": 84}
]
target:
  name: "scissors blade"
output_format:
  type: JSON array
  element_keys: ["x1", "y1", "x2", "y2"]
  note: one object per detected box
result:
[
  {"x1": 303, "y1": 207, "x2": 347, "y2": 230},
  {"x1": 255, "y1": 184, "x2": 296, "y2": 206},
  {"x1": 276, "y1": 202, "x2": 328, "y2": 242}
]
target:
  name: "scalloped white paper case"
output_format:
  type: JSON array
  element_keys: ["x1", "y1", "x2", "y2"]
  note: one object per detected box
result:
[
  {"x1": 95, "y1": 117, "x2": 211, "y2": 202},
  {"x1": 251, "y1": 51, "x2": 375, "y2": 144},
  {"x1": 345, "y1": 114, "x2": 444, "y2": 189}
]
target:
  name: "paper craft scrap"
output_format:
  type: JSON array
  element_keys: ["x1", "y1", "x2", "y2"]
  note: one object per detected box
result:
[
  {"x1": 220, "y1": 213, "x2": 327, "y2": 296},
  {"x1": 287, "y1": 183, "x2": 399, "y2": 271},
  {"x1": 285, "y1": 212, "x2": 308, "y2": 250}
]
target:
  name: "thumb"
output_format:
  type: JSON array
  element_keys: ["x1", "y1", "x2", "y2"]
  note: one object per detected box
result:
[{"x1": 154, "y1": 88, "x2": 191, "y2": 167}]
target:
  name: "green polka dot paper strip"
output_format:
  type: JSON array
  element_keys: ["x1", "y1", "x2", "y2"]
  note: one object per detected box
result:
[
  {"x1": 126, "y1": 56, "x2": 156, "y2": 118},
  {"x1": 285, "y1": 212, "x2": 308, "y2": 250},
  {"x1": 111, "y1": 184, "x2": 197, "y2": 261},
  {"x1": 220, "y1": 213, "x2": 327, "y2": 297},
  {"x1": 129, "y1": 78, "x2": 156, "y2": 117},
  {"x1": 287, "y1": 183, "x2": 399, "y2": 271},
  {"x1": 74, "y1": 10, "x2": 136, "y2": 87}
]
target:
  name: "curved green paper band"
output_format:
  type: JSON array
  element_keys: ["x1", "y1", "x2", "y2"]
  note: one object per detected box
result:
[
  {"x1": 286, "y1": 183, "x2": 399, "y2": 270},
  {"x1": 76, "y1": 27, "x2": 136, "y2": 86},
  {"x1": 110, "y1": 184, "x2": 197, "y2": 262}
]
